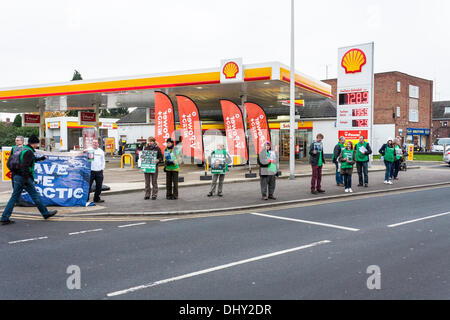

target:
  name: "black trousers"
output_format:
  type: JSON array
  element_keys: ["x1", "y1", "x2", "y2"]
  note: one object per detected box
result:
[
  {"x1": 166, "y1": 171, "x2": 179, "y2": 199},
  {"x1": 90, "y1": 170, "x2": 104, "y2": 202}
]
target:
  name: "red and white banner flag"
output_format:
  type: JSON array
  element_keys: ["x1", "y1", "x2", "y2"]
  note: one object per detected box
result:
[
  {"x1": 155, "y1": 91, "x2": 175, "y2": 153},
  {"x1": 245, "y1": 102, "x2": 271, "y2": 155},
  {"x1": 176, "y1": 95, "x2": 204, "y2": 163},
  {"x1": 220, "y1": 100, "x2": 248, "y2": 162}
]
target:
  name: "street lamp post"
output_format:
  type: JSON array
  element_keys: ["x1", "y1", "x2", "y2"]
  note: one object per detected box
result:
[{"x1": 289, "y1": 0, "x2": 296, "y2": 180}]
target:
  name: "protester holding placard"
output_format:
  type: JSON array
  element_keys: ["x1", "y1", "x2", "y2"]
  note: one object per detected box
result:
[
  {"x1": 379, "y1": 137, "x2": 395, "y2": 185},
  {"x1": 354, "y1": 135, "x2": 372, "y2": 188},
  {"x1": 207, "y1": 144, "x2": 232, "y2": 197},
  {"x1": 339, "y1": 141, "x2": 356, "y2": 193},
  {"x1": 332, "y1": 136, "x2": 346, "y2": 187},
  {"x1": 309, "y1": 134, "x2": 326, "y2": 195},
  {"x1": 164, "y1": 138, "x2": 181, "y2": 200},
  {"x1": 258, "y1": 141, "x2": 279, "y2": 201},
  {"x1": 1, "y1": 135, "x2": 57, "y2": 225},
  {"x1": 142, "y1": 137, "x2": 163, "y2": 200},
  {"x1": 391, "y1": 137, "x2": 403, "y2": 181}
]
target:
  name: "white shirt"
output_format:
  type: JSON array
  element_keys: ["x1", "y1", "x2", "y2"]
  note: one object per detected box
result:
[{"x1": 91, "y1": 148, "x2": 105, "y2": 171}]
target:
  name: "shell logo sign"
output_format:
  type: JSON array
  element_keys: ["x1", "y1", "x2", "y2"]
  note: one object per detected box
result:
[
  {"x1": 341, "y1": 49, "x2": 367, "y2": 74},
  {"x1": 222, "y1": 62, "x2": 239, "y2": 79},
  {"x1": 220, "y1": 58, "x2": 243, "y2": 83}
]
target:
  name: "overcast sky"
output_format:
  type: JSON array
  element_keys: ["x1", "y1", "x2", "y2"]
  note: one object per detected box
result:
[{"x1": 0, "y1": 0, "x2": 449, "y2": 113}]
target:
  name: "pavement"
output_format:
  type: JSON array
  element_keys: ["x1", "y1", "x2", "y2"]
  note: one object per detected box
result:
[
  {"x1": 0, "y1": 185, "x2": 448, "y2": 300},
  {"x1": 1, "y1": 159, "x2": 450, "y2": 218}
]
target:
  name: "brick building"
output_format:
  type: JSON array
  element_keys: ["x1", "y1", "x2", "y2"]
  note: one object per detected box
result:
[
  {"x1": 323, "y1": 72, "x2": 433, "y2": 151},
  {"x1": 432, "y1": 101, "x2": 450, "y2": 141}
]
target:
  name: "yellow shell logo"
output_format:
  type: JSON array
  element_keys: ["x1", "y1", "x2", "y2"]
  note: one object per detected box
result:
[
  {"x1": 341, "y1": 49, "x2": 367, "y2": 74},
  {"x1": 223, "y1": 62, "x2": 240, "y2": 79}
]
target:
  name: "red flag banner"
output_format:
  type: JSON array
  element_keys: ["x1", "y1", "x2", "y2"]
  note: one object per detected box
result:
[
  {"x1": 176, "y1": 95, "x2": 204, "y2": 163},
  {"x1": 155, "y1": 91, "x2": 175, "y2": 153},
  {"x1": 245, "y1": 102, "x2": 271, "y2": 155},
  {"x1": 220, "y1": 100, "x2": 248, "y2": 162}
]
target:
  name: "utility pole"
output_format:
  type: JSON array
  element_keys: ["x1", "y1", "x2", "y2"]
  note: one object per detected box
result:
[{"x1": 289, "y1": 0, "x2": 296, "y2": 180}]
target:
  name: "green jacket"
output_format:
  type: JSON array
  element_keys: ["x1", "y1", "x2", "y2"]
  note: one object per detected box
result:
[
  {"x1": 164, "y1": 147, "x2": 181, "y2": 172},
  {"x1": 339, "y1": 149, "x2": 356, "y2": 170}
]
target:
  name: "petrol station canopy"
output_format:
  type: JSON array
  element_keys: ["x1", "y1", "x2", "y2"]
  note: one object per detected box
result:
[{"x1": 0, "y1": 61, "x2": 332, "y2": 115}]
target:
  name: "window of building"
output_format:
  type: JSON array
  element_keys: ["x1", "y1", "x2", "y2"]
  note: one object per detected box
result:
[
  {"x1": 409, "y1": 85, "x2": 419, "y2": 99},
  {"x1": 445, "y1": 107, "x2": 450, "y2": 114},
  {"x1": 397, "y1": 81, "x2": 401, "y2": 93},
  {"x1": 409, "y1": 99, "x2": 419, "y2": 122},
  {"x1": 444, "y1": 122, "x2": 448, "y2": 127},
  {"x1": 397, "y1": 106, "x2": 401, "y2": 118}
]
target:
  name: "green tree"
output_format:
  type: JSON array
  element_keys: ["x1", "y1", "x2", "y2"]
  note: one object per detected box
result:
[
  {"x1": 13, "y1": 114, "x2": 22, "y2": 127},
  {"x1": 0, "y1": 122, "x2": 38, "y2": 146}
]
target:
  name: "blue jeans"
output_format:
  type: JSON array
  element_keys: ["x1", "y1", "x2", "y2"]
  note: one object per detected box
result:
[
  {"x1": 384, "y1": 161, "x2": 393, "y2": 182},
  {"x1": 1, "y1": 175, "x2": 49, "y2": 222},
  {"x1": 335, "y1": 162, "x2": 343, "y2": 185}
]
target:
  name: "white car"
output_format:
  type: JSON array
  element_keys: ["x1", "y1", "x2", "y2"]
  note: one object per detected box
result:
[
  {"x1": 432, "y1": 138, "x2": 450, "y2": 153},
  {"x1": 444, "y1": 146, "x2": 450, "y2": 165}
]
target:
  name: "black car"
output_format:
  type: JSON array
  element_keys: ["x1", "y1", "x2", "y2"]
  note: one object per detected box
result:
[{"x1": 123, "y1": 143, "x2": 144, "y2": 162}]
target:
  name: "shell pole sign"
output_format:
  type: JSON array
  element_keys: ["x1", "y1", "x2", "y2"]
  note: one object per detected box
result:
[
  {"x1": 220, "y1": 58, "x2": 243, "y2": 83},
  {"x1": 337, "y1": 42, "x2": 374, "y2": 144}
]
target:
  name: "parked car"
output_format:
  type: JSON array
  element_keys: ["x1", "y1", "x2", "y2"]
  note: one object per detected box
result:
[
  {"x1": 444, "y1": 146, "x2": 450, "y2": 166},
  {"x1": 431, "y1": 138, "x2": 450, "y2": 153},
  {"x1": 123, "y1": 143, "x2": 143, "y2": 162}
]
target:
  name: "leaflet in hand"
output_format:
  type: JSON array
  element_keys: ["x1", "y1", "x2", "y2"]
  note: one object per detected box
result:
[{"x1": 359, "y1": 146, "x2": 368, "y2": 154}]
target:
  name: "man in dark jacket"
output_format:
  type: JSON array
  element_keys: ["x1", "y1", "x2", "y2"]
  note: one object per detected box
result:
[
  {"x1": 309, "y1": 133, "x2": 326, "y2": 195},
  {"x1": 332, "y1": 136, "x2": 346, "y2": 187},
  {"x1": 1, "y1": 135, "x2": 57, "y2": 225},
  {"x1": 143, "y1": 137, "x2": 163, "y2": 200}
]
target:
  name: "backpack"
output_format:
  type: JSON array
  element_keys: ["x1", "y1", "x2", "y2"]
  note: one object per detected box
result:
[{"x1": 6, "y1": 146, "x2": 31, "y2": 171}]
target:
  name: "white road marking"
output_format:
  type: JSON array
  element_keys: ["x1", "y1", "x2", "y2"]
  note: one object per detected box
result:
[
  {"x1": 160, "y1": 218, "x2": 178, "y2": 222},
  {"x1": 250, "y1": 212, "x2": 360, "y2": 232},
  {"x1": 118, "y1": 222, "x2": 147, "y2": 228},
  {"x1": 388, "y1": 211, "x2": 450, "y2": 228},
  {"x1": 68, "y1": 229, "x2": 103, "y2": 236},
  {"x1": 107, "y1": 240, "x2": 331, "y2": 297},
  {"x1": 8, "y1": 237, "x2": 48, "y2": 244}
]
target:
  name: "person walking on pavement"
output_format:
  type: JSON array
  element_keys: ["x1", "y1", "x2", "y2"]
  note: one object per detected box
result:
[
  {"x1": 164, "y1": 138, "x2": 181, "y2": 200},
  {"x1": 207, "y1": 144, "x2": 232, "y2": 197},
  {"x1": 379, "y1": 137, "x2": 395, "y2": 185},
  {"x1": 258, "y1": 141, "x2": 279, "y2": 201},
  {"x1": 143, "y1": 137, "x2": 163, "y2": 200},
  {"x1": 89, "y1": 138, "x2": 106, "y2": 203},
  {"x1": 310, "y1": 133, "x2": 326, "y2": 195},
  {"x1": 333, "y1": 136, "x2": 346, "y2": 187},
  {"x1": 355, "y1": 135, "x2": 372, "y2": 188},
  {"x1": 1, "y1": 135, "x2": 57, "y2": 225},
  {"x1": 339, "y1": 141, "x2": 356, "y2": 193},
  {"x1": 391, "y1": 137, "x2": 403, "y2": 181}
]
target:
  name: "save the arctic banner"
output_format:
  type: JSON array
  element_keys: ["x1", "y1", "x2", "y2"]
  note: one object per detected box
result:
[{"x1": 21, "y1": 151, "x2": 91, "y2": 207}]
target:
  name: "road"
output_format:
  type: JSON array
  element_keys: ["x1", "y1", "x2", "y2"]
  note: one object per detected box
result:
[{"x1": 0, "y1": 186, "x2": 449, "y2": 300}]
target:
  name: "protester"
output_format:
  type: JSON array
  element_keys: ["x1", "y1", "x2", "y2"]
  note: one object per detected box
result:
[
  {"x1": 379, "y1": 137, "x2": 395, "y2": 185},
  {"x1": 1, "y1": 135, "x2": 57, "y2": 225},
  {"x1": 10, "y1": 136, "x2": 25, "y2": 188},
  {"x1": 309, "y1": 133, "x2": 326, "y2": 195},
  {"x1": 143, "y1": 137, "x2": 163, "y2": 200},
  {"x1": 258, "y1": 141, "x2": 279, "y2": 200},
  {"x1": 207, "y1": 144, "x2": 232, "y2": 197},
  {"x1": 354, "y1": 135, "x2": 373, "y2": 188},
  {"x1": 164, "y1": 138, "x2": 181, "y2": 200},
  {"x1": 89, "y1": 139, "x2": 106, "y2": 203},
  {"x1": 339, "y1": 141, "x2": 356, "y2": 193},
  {"x1": 391, "y1": 137, "x2": 403, "y2": 181},
  {"x1": 332, "y1": 136, "x2": 346, "y2": 187}
]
